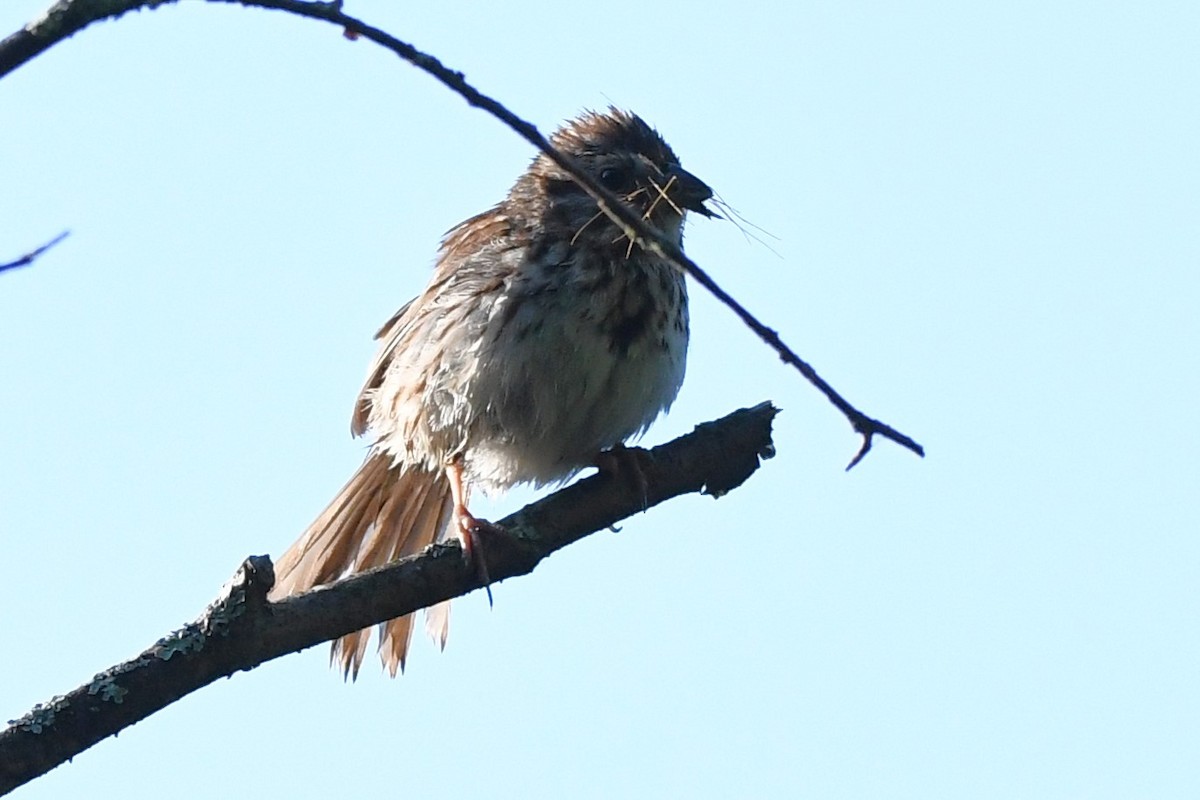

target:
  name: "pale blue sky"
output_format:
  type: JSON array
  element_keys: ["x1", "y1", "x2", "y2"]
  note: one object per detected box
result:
[{"x1": 2, "y1": 2, "x2": 1197, "y2": 797}]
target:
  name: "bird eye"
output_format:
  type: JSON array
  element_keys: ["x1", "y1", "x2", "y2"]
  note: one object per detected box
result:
[{"x1": 598, "y1": 167, "x2": 626, "y2": 191}]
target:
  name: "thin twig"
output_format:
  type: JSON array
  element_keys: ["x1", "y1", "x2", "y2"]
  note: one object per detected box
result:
[
  {"x1": 0, "y1": 231, "x2": 69, "y2": 274},
  {"x1": 0, "y1": 0, "x2": 924, "y2": 467}
]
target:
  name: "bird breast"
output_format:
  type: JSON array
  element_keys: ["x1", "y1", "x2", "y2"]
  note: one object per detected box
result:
[{"x1": 458, "y1": 242, "x2": 689, "y2": 491}]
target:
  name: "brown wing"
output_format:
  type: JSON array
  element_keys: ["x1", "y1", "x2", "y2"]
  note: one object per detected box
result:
[
  {"x1": 349, "y1": 207, "x2": 514, "y2": 438},
  {"x1": 351, "y1": 299, "x2": 414, "y2": 437}
]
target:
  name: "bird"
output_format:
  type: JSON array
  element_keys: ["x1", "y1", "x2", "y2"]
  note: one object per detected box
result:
[{"x1": 268, "y1": 108, "x2": 714, "y2": 678}]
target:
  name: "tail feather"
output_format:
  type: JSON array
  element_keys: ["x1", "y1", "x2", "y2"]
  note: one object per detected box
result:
[
  {"x1": 270, "y1": 451, "x2": 454, "y2": 679},
  {"x1": 424, "y1": 601, "x2": 452, "y2": 651}
]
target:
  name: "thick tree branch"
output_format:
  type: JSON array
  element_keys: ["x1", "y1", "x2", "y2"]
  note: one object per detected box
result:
[
  {"x1": 0, "y1": 0, "x2": 923, "y2": 468},
  {"x1": 0, "y1": 403, "x2": 778, "y2": 795}
]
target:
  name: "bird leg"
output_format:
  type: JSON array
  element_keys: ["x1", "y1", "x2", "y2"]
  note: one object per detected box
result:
[{"x1": 445, "y1": 457, "x2": 495, "y2": 606}]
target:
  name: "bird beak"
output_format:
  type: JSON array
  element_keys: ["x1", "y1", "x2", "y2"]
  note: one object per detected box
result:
[{"x1": 667, "y1": 164, "x2": 716, "y2": 218}]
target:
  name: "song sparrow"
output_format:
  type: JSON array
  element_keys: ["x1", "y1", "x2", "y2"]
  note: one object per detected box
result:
[{"x1": 270, "y1": 108, "x2": 714, "y2": 678}]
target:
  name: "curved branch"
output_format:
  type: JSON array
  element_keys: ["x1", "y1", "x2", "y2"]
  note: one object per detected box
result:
[
  {"x1": 0, "y1": 1, "x2": 160, "y2": 76},
  {"x1": 0, "y1": 0, "x2": 923, "y2": 467},
  {"x1": 0, "y1": 403, "x2": 778, "y2": 795}
]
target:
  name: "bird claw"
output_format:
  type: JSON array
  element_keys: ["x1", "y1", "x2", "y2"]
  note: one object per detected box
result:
[{"x1": 457, "y1": 511, "x2": 498, "y2": 607}]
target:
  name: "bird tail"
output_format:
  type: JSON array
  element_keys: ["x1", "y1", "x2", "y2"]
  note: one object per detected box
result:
[{"x1": 269, "y1": 451, "x2": 455, "y2": 679}]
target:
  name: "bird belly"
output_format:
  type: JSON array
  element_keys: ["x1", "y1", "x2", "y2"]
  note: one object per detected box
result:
[{"x1": 463, "y1": 258, "x2": 688, "y2": 490}]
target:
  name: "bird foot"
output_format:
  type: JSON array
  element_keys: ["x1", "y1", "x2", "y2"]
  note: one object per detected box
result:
[
  {"x1": 455, "y1": 506, "x2": 499, "y2": 607},
  {"x1": 594, "y1": 443, "x2": 652, "y2": 511}
]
